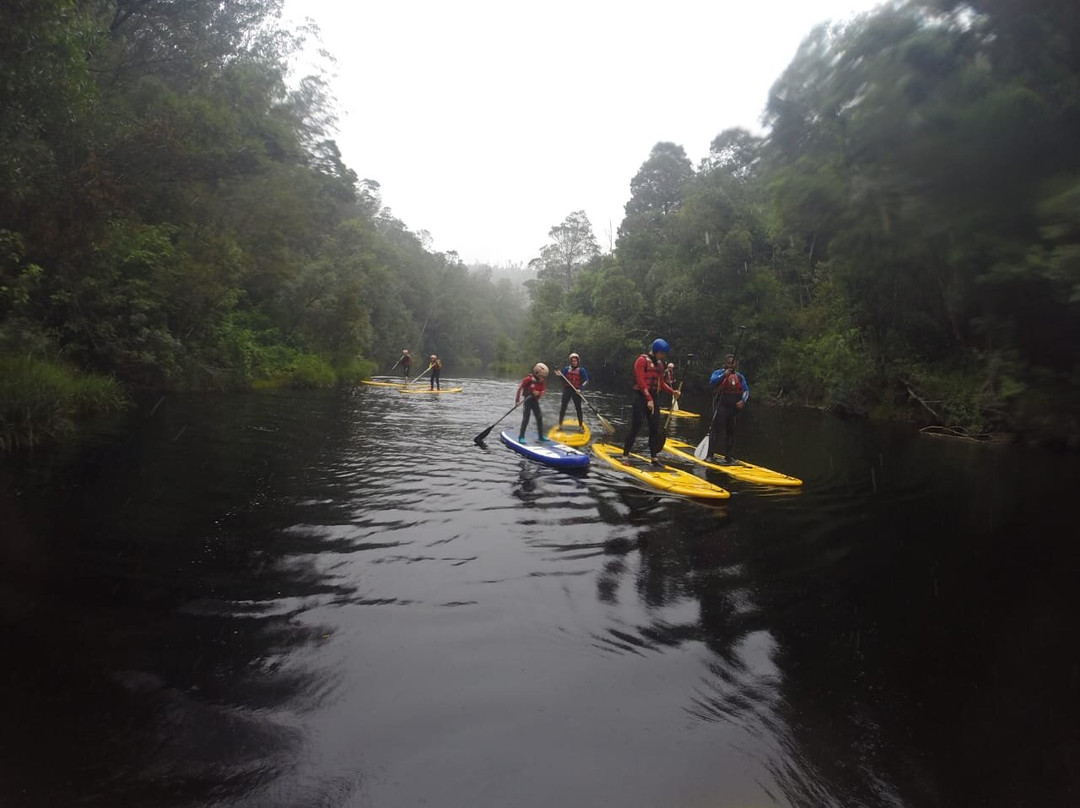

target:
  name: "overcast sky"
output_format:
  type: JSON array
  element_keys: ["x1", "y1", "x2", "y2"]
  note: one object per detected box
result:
[{"x1": 282, "y1": 0, "x2": 883, "y2": 266}]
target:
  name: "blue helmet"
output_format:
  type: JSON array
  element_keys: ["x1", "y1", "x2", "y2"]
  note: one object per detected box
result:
[{"x1": 651, "y1": 338, "x2": 670, "y2": 354}]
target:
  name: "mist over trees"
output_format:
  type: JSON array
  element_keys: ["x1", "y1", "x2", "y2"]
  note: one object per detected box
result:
[
  {"x1": 525, "y1": 0, "x2": 1080, "y2": 444},
  {"x1": 0, "y1": 0, "x2": 524, "y2": 402}
]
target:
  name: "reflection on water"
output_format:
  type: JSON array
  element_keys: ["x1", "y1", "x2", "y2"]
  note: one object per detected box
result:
[{"x1": 1, "y1": 380, "x2": 1078, "y2": 807}]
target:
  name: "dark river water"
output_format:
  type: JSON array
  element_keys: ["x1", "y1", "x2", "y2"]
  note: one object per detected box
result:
[{"x1": 1, "y1": 379, "x2": 1078, "y2": 808}]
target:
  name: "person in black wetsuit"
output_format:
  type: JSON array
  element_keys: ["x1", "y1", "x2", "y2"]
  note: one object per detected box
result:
[
  {"x1": 516, "y1": 363, "x2": 549, "y2": 443},
  {"x1": 557, "y1": 352, "x2": 590, "y2": 432},
  {"x1": 623, "y1": 338, "x2": 679, "y2": 466},
  {"x1": 709, "y1": 354, "x2": 750, "y2": 463},
  {"x1": 429, "y1": 354, "x2": 442, "y2": 390},
  {"x1": 395, "y1": 349, "x2": 412, "y2": 380}
]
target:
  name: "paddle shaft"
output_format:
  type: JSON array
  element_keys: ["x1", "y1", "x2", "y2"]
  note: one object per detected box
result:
[
  {"x1": 405, "y1": 363, "x2": 434, "y2": 386},
  {"x1": 474, "y1": 395, "x2": 529, "y2": 444}
]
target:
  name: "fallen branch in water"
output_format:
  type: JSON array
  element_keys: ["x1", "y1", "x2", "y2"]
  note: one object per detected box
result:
[
  {"x1": 919, "y1": 425, "x2": 991, "y2": 442},
  {"x1": 900, "y1": 378, "x2": 942, "y2": 423}
]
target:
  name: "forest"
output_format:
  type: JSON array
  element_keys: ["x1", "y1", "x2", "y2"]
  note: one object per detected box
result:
[
  {"x1": 3, "y1": 0, "x2": 1079, "y2": 448},
  {"x1": 0, "y1": 0, "x2": 525, "y2": 448},
  {"x1": 527, "y1": 0, "x2": 1080, "y2": 446}
]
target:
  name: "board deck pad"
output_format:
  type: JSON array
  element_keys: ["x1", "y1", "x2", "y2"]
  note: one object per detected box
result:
[
  {"x1": 591, "y1": 443, "x2": 729, "y2": 500},
  {"x1": 664, "y1": 439, "x2": 802, "y2": 487},
  {"x1": 547, "y1": 420, "x2": 591, "y2": 447}
]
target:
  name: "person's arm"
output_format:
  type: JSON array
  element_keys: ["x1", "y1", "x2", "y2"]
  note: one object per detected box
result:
[
  {"x1": 739, "y1": 373, "x2": 750, "y2": 405},
  {"x1": 580, "y1": 367, "x2": 589, "y2": 388},
  {"x1": 516, "y1": 377, "x2": 527, "y2": 404}
]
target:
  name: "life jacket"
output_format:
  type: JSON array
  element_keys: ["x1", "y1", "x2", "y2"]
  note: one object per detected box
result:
[
  {"x1": 432, "y1": 360, "x2": 442, "y2": 371},
  {"x1": 520, "y1": 373, "x2": 545, "y2": 398},
  {"x1": 401, "y1": 355, "x2": 412, "y2": 367},
  {"x1": 563, "y1": 365, "x2": 584, "y2": 389},
  {"x1": 717, "y1": 370, "x2": 743, "y2": 397},
  {"x1": 633, "y1": 353, "x2": 666, "y2": 395}
]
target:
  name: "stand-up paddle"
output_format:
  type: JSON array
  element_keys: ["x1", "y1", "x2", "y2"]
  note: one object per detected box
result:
[
  {"x1": 474, "y1": 397, "x2": 527, "y2": 445},
  {"x1": 404, "y1": 363, "x2": 434, "y2": 386},
  {"x1": 695, "y1": 326, "x2": 747, "y2": 460},
  {"x1": 555, "y1": 370, "x2": 616, "y2": 435},
  {"x1": 664, "y1": 381, "x2": 684, "y2": 431}
]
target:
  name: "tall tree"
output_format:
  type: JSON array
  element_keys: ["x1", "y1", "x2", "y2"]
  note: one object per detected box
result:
[{"x1": 536, "y1": 211, "x2": 600, "y2": 293}]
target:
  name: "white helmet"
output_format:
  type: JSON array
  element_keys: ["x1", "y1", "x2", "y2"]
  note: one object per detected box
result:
[
  {"x1": 667, "y1": 362, "x2": 675, "y2": 369},
  {"x1": 430, "y1": 354, "x2": 437, "y2": 360},
  {"x1": 569, "y1": 352, "x2": 580, "y2": 361},
  {"x1": 533, "y1": 362, "x2": 549, "y2": 377},
  {"x1": 402, "y1": 349, "x2": 409, "y2": 354}
]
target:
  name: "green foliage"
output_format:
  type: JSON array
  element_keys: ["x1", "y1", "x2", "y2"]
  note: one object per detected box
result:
[
  {"x1": 0, "y1": 0, "x2": 525, "y2": 446},
  {"x1": 523, "y1": 0, "x2": 1080, "y2": 444},
  {"x1": 0, "y1": 357, "x2": 126, "y2": 450}
]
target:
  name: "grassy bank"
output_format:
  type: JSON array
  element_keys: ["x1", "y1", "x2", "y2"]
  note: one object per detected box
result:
[{"x1": 0, "y1": 357, "x2": 128, "y2": 451}]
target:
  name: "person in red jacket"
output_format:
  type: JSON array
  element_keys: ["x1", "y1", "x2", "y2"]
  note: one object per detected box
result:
[
  {"x1": 623, "y1": 338, "x2": 679, "y2": 466},
  {"x1": 516, "y1": 363, "x2": 550, "y2": 443}
]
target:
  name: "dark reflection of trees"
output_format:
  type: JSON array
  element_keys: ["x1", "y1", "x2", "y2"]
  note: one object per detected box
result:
[
  {"x1": 589, "y1": 430, "x2": 1080, "y2": 808},
  {"x1": 0, "y1": 390, "x2": 364, "y2": 808}
]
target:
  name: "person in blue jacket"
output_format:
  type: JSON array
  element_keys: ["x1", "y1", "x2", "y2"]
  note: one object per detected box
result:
[
  {"x1": 557, "y1": 352, "x2": 590, "y2": 432},
  {"x1": 709, "y1": 354, "x2": 750, "y2": 463}
]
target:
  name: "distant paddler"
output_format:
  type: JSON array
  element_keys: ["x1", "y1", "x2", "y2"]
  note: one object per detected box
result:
[
  {"x1": 557, "y1": 352, "x2": 590, "y2": 433},
  {"x1": 623, "y1": 338, "x2": 679, "y2": 467},
  {"x1": 429, "y1": 354, "x2": 443, "y2": 390},
  {"x1": 391, "y1": 348, "x2": 412, "y2": 380}
]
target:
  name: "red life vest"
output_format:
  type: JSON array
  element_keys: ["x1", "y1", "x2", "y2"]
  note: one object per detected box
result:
[
  {"x1": 564, "y1": 366, "x2": 584, "y2": 389},
  {"x1": 633, "y1": 353, "x2": 666, "y2": 396},
  {"x1": 718, "y1": 370, "x2": 743, "y2": 396}
]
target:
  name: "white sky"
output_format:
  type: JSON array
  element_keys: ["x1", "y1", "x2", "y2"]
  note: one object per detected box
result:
[{"x1": 282, "y1": 0, "x2": 883, "y2": 266}]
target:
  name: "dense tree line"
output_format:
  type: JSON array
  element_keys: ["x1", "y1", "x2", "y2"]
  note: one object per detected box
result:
[
  {"x1": 0, "y1": 0, "x2": 523, "y2": 419},
  {"x1": 527, "y1": 0, "x2": 1080, "y2": 445}
]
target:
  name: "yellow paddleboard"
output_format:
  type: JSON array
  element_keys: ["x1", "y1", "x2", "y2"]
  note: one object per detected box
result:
[
  {"x1": 399, "y1": 386, "x2": 464, "y2": 394},
  {"x1": 592, "y1": 443, "x2": 730, "y2": 500},
  {"x1": 665, "y1": 439, "x2": 803, "y2": 487},
  {"x1": 547, "y1": 420, "x2": 591, "y2": 447},
  {"x1": 361, "y1": 379, "x2": 409, "y2": 388},
  {"x1": 659, "y1": 408, "x2": 701, "y2": 418}
]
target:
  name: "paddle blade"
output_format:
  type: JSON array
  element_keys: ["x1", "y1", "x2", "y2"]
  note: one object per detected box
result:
[
  {"x1": 474, "y1": 426, "x2": 494, "y2": 445},
  {"x1": 598, "y1": 414, "x2": 616, "y2": 435},
  {"x1": 693, "y1": 434, "x2": 711, "y2": 460}
]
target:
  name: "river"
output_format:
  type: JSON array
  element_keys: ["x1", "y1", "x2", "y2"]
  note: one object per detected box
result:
[{"x1": 1, "y1": 379, "x2": 1077, "y2": 807}]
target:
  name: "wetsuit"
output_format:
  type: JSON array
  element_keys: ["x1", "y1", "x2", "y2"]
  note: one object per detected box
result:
[
  {"x1": 709, "y1": 367, "x2": 750, "y2": 460},
  {"x1": 623, "y1": 353, "x2": 676, "y2": 459},
  {"x1": 517, "y1": 373, "x2": 546, "y2": 441},
  {"x1": 430, "y1": 360, "x2": 442, "y2": 390},
  {"x1": 558, "y1": 364, "x2": 590, "y2": 428}
]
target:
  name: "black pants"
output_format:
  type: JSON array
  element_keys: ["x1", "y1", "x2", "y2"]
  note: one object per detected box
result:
[
  {"x1": 401, "y1": 364, "x2": 411, "y2": 380},
  {"x1": 519, "y1": 397, "x2": 543, "y2": 439},
  {"x1": 711, "y1": 395, "x2": 740, "y2": 458},
  {"x1": 558, "y1": 387, "x2": 583, "y2": 425},
  {"x1": 623, "y1": 392, "x2": 665, "y2": 457},
  {"x1": 430, "y1": 369, "x2": 441, "y2": 389}
]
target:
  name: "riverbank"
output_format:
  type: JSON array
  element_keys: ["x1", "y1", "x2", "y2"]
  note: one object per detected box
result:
[{"x1": 0, "y1": 353, "x2": 379, "y2": 452}]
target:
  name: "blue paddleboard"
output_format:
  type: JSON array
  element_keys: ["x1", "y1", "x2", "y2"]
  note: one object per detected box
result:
[{"x1": 499, "y1": 430, "x2": 590, "y2": 469}]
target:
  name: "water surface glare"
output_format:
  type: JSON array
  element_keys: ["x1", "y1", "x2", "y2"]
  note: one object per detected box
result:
[{"x1": 1, "y1": 379, "x2": 1078, "y2": 807}]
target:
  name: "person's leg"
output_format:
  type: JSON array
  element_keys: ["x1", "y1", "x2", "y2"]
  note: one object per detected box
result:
[
  {"x1": 623, "y1": 394, "x2": 645, "y2": 456},
  {"x1": 574, "y1": 393, "x2": 584, "y2": 428},
  {"x1": 534, "y1": 398, "x2": 545, "y2": 440},
  {"x1": 559, "y1": 387, "x2": 572, "y2": 425},
  {"x1": 647, "y1": 400, "x2": 665, "y2": 460},
  {"x1": 519, "y1": 401, "x2": 532, "y2": 439},
  {"x1": 725, "y1": 408, "x2": 737, "y2": 460}
]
